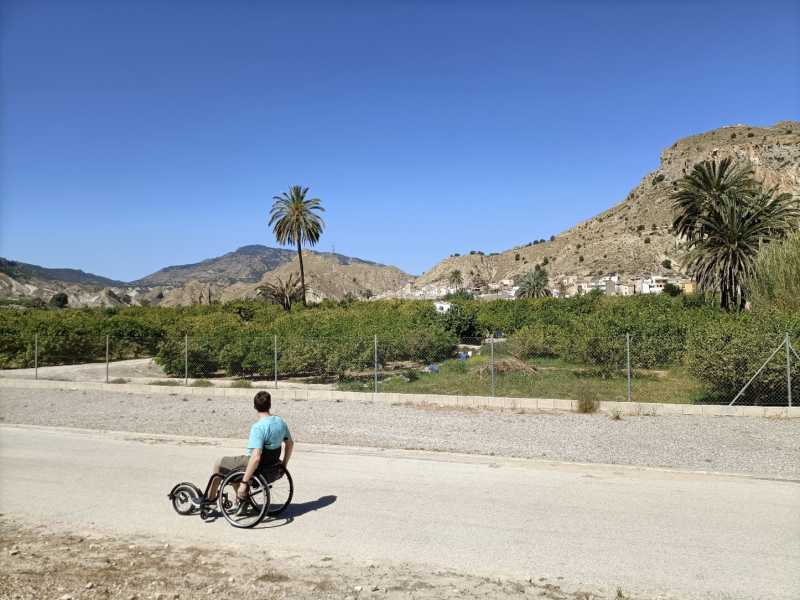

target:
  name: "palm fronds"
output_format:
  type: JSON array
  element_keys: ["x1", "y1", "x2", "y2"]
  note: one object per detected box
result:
[
  {"x1": 256, "y1": 274, "x2": 304, "y2": 311},
  {"x1": 269, "y1": 186, "x2": 326, "y2": 306},
  {"x1": 515, "y1": 268, "x2": 552, "y2": 299},
  {"x1": 682, "y1": 185, "x2": 798, "y2": 309}
]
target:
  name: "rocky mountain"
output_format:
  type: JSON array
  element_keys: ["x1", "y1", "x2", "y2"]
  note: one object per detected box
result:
[
  {"x1": 0, "y1": 244, "x2": 398, "y2": 308},
  {"x1": 0, "y1": 258, "x2": 125, "y2": 287},
  {"x1": 131, "y1": 245, "x2": 381, "y2": 287},
  {"x1": 156, "y1": 252, "x2": 411, "y2": 306},
  {"x1": 417, "y1": 121, "x2": 800, "y2": 286},
  {"x1": 0, "y1": 272, "x2": 156, "y2": 308}
]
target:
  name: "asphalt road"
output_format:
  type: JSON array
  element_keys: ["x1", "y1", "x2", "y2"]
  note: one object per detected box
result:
[{"x1": 1, "y1": 425, "x2": 798, "y2": 599}]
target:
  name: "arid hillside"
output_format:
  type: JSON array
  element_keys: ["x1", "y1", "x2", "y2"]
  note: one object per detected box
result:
[
  {"x1": 131, "y1": 245, "x2": 382, "y2": 287},
  {"x1": 417, "y1": 121, "x2": 799, "y2": 286},
  {"x1": 155, "y1": 252, "x2": 412, "y2": 306}
]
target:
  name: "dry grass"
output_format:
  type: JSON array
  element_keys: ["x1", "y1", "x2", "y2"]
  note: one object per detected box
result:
[
  {"x1": 190, "y1": 379, "x2": 214, "y2": 387},
  {"x1": 477, "y1": 357, "x2": 538, "y2": 377},
  {"x1": 609, "y1": 407, "x2": 623, "y2": 420},
  {"x1": 575, "y1": 384, "x2": 601, "y2": 413}
]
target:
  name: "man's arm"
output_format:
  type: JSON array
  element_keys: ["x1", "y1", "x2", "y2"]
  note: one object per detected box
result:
[
  {"x1": 237, "y1": 449, "x2": 261, "y2": 500},
  {"x1": 282, "y1": 438, "x2": 294, "y2": 469}
]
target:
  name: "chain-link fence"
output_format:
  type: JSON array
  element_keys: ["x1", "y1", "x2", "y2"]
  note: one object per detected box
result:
[{"x1": 2, "y1": 332, "x2": 798, "y2": 406}]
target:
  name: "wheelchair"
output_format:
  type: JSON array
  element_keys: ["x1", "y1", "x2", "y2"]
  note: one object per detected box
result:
[{"x1": 168, "y1": 462, "x2": 293, "y2": 528}]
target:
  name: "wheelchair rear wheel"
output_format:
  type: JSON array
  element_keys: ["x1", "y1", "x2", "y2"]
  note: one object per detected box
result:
[
  {"x1": 265, "y1": 467, "x2": 293, "y2": 516},
  {"x1": 218, "y1": 471, "x2": 269, "y2": 528}
]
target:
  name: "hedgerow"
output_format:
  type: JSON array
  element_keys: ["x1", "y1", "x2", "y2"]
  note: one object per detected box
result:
[{"x1": 1, "y1": 296, "x2": 796, "y2": 395}]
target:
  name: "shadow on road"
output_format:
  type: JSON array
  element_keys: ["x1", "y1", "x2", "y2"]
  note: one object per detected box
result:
[{"x1": 257, "y1": 495, "x2": 338, "y2": 529}]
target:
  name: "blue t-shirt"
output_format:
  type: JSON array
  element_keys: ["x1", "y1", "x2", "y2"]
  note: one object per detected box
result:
[{"x1": 247, "y1": 415, "x2": 291, "y2": 456}]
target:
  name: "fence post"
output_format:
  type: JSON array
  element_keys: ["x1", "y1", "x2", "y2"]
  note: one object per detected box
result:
[
  {"x1": 184, "y1": 335, "x2": 188, "y2": 387},
  {"x1": 491, "y1": 334, "x2": 495, "y2": 397},
  {"x1": 34, "y1": 334, "x2": 38, "y2": 380},
  {"x1": 106, "y1": 335, "x2": 110, "y2": 384},
  {"x1": 274, "y1": 335, "x2": 278, "y2": 390},
  {"x1": 626, "y1": 333, "x2": 631, "y2": 403},
  {"x1": 374, "y1": 335, "x2": 378, "y2": 394},
  {"x1": 787, "y1": 332, "x2": 792, "y2": 408}
]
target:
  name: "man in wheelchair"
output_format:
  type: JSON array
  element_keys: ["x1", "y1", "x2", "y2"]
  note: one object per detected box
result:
[{"x1": 192, "y1": 390, "x2": 293, "y2": 508}]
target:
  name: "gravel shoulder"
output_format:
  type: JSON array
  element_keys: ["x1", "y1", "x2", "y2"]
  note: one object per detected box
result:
[{"x1": 1, "y1": 386, "x2": 797, "y2": 476}]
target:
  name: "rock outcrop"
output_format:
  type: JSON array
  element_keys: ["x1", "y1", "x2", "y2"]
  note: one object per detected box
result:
[{"x1": 417, "y1": 121, "x2": 799, "y2": 286}]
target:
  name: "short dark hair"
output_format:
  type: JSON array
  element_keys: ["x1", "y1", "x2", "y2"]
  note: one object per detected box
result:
[{"x1": 253, "y1": 391, "x2": 272, "y2": 412}]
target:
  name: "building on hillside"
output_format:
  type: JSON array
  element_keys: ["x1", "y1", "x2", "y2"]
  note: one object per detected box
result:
[
  {"x1": 616, "y1": 283, "x2": 633, "y2": 296},
  {"x1": 434, "y1": 301, "x2": 452, "y2": 313},
  {"x1": 499, "y1": 279, "x2": 515, "y2": 287},
  {"x1": 637, "y1": 275, "x2": 668, "y2": 295}
]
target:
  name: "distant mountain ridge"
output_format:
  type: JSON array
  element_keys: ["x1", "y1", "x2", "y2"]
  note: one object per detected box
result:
[
  {"x1": 0, "y1": 258, "x2": 126, "y2": 287},
  {"x1": 131, "y1": 245, "x2": 382, "y2": 287}
]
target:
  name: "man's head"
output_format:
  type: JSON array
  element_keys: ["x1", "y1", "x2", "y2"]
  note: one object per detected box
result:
[{"x1": 254, "y1": 391, "x2": 272, "y2": 413}]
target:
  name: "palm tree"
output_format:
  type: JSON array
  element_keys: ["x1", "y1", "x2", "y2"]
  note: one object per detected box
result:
[
  {"x1": 682, "y1": 186, "x2": 798, "y2": 310},
  {"x1": 256, "y1": 274, "x2": 304, "y2": 311},
  {"x1": 672, "y1": 158, "x2": 758, "y2": 243},
  {"x1": 269, "y1": 186, "x2": 325, "y2": 306},
  {"x1": 515, "y1": 269, "x2": 552, "y2": 299},
  {"x1": 448, "y1": 270, "x2": 463, "y2": 287}
]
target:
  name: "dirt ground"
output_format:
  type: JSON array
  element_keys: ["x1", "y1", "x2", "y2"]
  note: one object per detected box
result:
[
  {"x1": 0, "y1": 514, "x2": 653, "y2": 600},
  {"x1": 0, "y1": 359, "x2": 335, "y2": 391}
]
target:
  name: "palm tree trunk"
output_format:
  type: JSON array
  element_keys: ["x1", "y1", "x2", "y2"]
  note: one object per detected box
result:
[{"x1": 297, "y1": 239, "x2": 306, "y2": 306}]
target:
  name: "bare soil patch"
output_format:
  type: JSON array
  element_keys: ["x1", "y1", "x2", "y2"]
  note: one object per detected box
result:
[{"x1": 0, "y1": 515, "x2": 651, "y2": 600}]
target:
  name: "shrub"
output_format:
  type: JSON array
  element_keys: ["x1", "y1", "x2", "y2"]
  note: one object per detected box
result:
[
  {"x1": 190, "y1": 379, "x2": 214, "y2": 387},
  {"x1": 542, "y1": 257, "x2": 549, "y2": 266},
  {"x1": 148, "y1": 379, "x2": 181, "y2": 386},
  {"x1": 637, "y1": 225, "x2": 645, "y2": 231},
  {"x1": 744, "y1": 232, "x2": 800, "y2": 313},
  {"x1": 684, "y1": 315, "x2": 800, "y2": 404},
  {"x1": 662, "y1": 259, "x2": 672, "y2": 270},
  {"x1": 747, "y1": 132, "x2": 754, "y2": 137},
  {"x1": 575, "y1": 384, "x2": 601, "y2": 413},
  {"x1": 579, "y1": 256, "x2": 584, "y2": 262},
  {"x1": 230, "y1": 380, "x2": 253, "y2": 388},
  {"x1": 109, "y1": 378, "x2": 128, "y2": 384},
  {"x1": 644, "y1": 237, "x2": 651, "y2": 244},
  {"x1": 515, "y1": 253, "x2": 520, "y2": 261},
  {"x1": 49, "y1": 293, "x2": 68, "y2": 309},
  {"x1": 662, "y1": 283, "x2": 682, "y2": 297},
  {"x1": 402, "y1": 369, "x2": 421, "y2": 382},
  {"x1": 731, "y1": 133, "x2": 737, "y2": 139}
]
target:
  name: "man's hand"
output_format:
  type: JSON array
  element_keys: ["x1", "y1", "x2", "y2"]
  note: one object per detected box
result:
[{"x1": 236, "y1": 482, "x2": 249, "y2": 501}]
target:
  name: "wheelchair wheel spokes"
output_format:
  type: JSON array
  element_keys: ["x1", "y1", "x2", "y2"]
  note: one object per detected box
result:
[
  {"x1": 171, "y1": 483, "x2": 200, "y2": 515},
  {"x1": 266, "y1": 468, "x2": 293, "y2": 516},
  {"x1": 218, "y1": 471, "x2": 269, "y2": 528}
]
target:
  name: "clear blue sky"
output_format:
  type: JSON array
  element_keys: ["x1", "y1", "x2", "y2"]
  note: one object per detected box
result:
[{"x1": 1, "y1": 0, "x2": 798, "y2": 281}]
